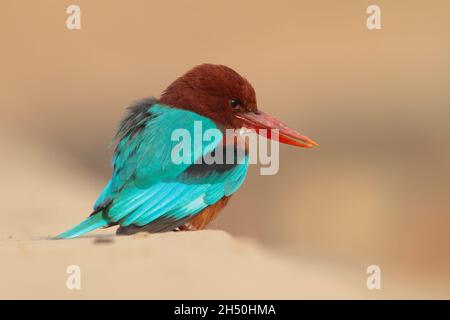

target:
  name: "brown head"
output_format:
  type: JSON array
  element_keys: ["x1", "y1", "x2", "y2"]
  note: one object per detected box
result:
[{"x1": 160, "y1": 64, "x2": 317, "y2": 148}]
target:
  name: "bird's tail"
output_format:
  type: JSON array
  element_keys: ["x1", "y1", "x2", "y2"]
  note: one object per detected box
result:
[{"x1": 54, "y1": 212, "x2": 109, "y2": 239}]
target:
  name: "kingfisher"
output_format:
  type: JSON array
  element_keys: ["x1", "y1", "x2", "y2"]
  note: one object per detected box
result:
[{"x1": 56, "y1": 64, "x2": 317, "y2": 239}]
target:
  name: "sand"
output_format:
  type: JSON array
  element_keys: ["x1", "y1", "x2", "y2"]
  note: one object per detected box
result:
[
  {"x1": 2, "y1": 230, "x2": 369, "y2": 299},
  {"x1": 1, "y1": 133, "x2": 448, "y2": 299},
  {"x1": 0, "y1": 134, "x2": 367, "y2": 299}
]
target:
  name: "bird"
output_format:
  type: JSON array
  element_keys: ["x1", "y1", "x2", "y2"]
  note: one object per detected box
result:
[{"x1": 56, "y1": 64, "x2": 317, "y2": 239}]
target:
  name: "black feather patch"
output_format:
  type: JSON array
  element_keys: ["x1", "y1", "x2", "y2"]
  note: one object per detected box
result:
[
  {"x1": 116, "y1": 215, "x2": 193, "y2": 235},
  {"x1": 181, "y1": 144, "x2": 247, "y2": 179},
  {"x1": 115, "y1": 96, "x2": 158, "y2": 142}
]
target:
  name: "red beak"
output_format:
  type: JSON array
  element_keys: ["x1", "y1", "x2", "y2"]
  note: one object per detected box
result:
[{"x1": 236, "y1": 110, "x2": 318, "y2": 148}]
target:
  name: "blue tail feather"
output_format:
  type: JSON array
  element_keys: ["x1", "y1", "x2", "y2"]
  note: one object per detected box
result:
[{"x1": 55, "y1": 213, "x2": 109, "y2": 239}]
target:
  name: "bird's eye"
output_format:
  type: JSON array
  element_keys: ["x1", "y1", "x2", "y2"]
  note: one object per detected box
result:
[{"x1": 229, "y1": 98, "x2": 241, "y2": 109}]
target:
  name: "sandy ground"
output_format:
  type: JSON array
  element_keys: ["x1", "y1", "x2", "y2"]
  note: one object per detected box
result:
[
  {"x1": 0, "y1": 134, "x2": 366, "y2": 299},
  {"x1": 2, "y1": 231, "x2": 369, "y2": 299},
  {"x1": 1, "y1": 135, "x2": 447, "y2": 300},
  {"x1": 0, "y1": 135, "x2": 360, "y2": 299}
]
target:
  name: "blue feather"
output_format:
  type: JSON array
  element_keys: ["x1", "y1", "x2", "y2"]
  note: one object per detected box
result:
[
  {"x1": 56, "y1": 101, "x2": 249, "y2": 238},
  {"x1": 55, "y1": 213, "x2": 109, "y2": 239}
]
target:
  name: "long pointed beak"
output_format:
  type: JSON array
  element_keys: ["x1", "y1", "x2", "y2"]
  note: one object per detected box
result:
[{"x1": 235, "y1": 110, "x2": 318, "y2": 148}]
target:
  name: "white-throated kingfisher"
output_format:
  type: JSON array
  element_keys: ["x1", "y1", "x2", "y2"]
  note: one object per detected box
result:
[{"x1": 56, "y1": 64, "x2": 317, "y2": 239}]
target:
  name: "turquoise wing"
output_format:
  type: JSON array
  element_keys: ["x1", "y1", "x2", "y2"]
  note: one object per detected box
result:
[
  {"x1": 125, "y1": 157, "x2": 249, "y2": 227},
  {"x1": 94, "y1": 100, "x2": 221, "y2": 210},
  {"x1": 57, "y1": 98, "x2": 249, "y2": 238},
  {"x1": 95, "y1": 99, "x2": 248, "y2": 228}
]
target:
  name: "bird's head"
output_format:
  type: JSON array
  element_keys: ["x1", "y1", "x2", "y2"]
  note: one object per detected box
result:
[{"x1": 160, "y1": 64, "x2": 317, "y2": 148}]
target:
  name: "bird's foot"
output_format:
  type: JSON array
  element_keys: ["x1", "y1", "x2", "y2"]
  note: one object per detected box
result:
[{"x1": 174, "y1": 223, "x2": 197, "y2": 232}]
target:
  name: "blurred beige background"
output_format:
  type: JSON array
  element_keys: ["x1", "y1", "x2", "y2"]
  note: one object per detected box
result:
[{"x1": 1, "y1": 0, "x2": 449, "y2": 298}]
